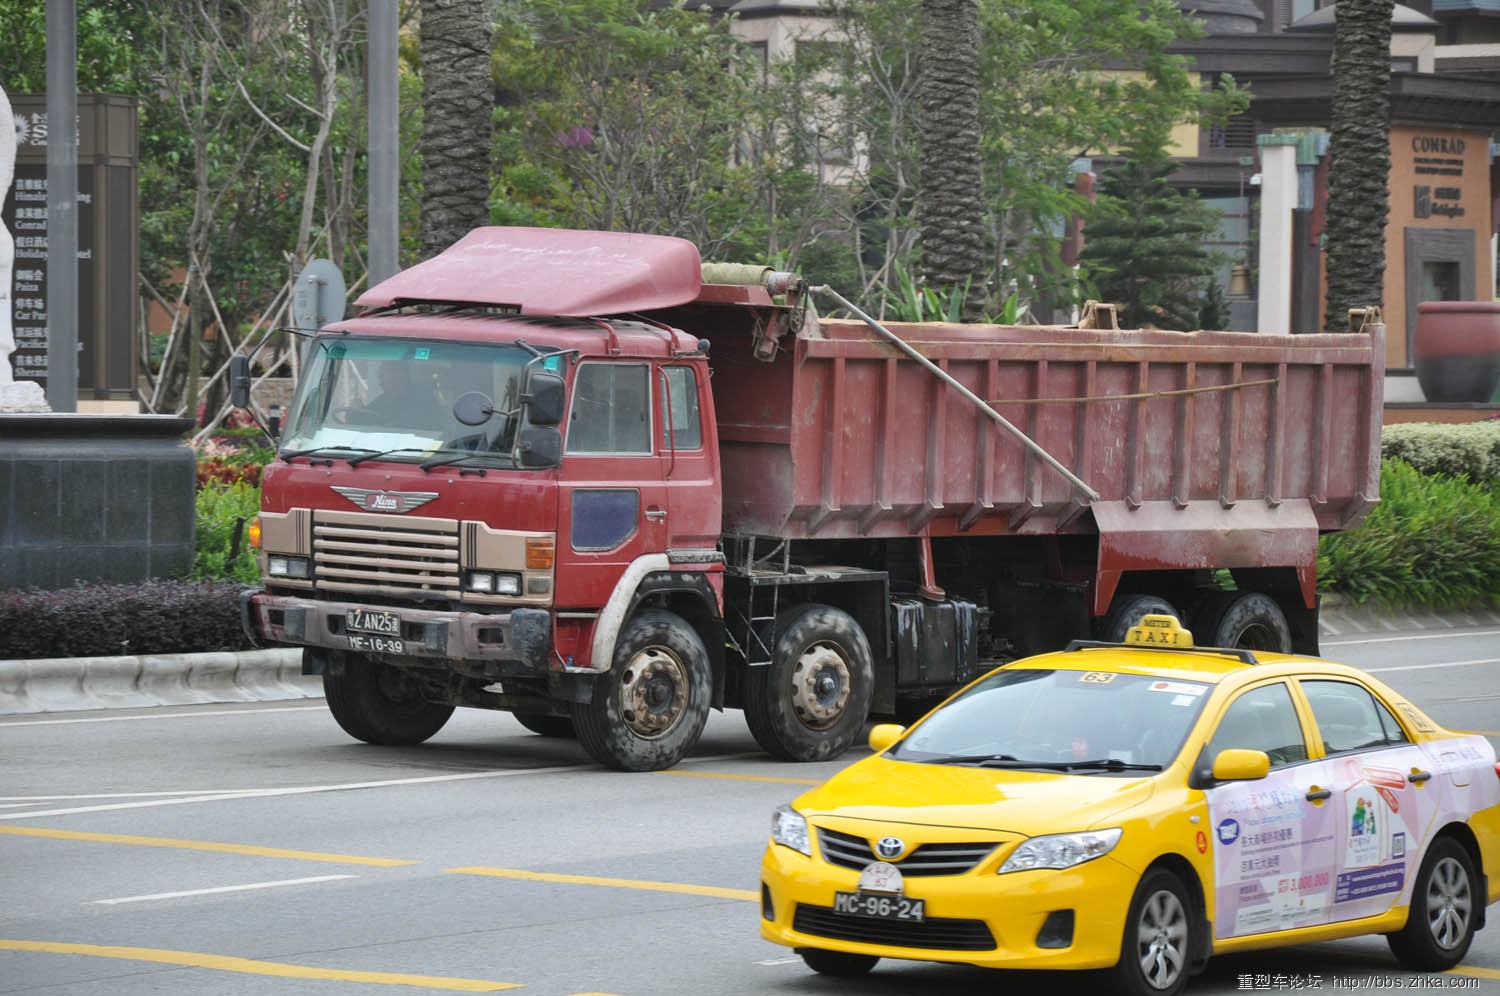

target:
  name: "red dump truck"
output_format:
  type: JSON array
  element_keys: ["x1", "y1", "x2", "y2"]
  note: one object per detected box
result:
[{"x1": 236, "y1": 226, "x2": 1385, "y2": 771}]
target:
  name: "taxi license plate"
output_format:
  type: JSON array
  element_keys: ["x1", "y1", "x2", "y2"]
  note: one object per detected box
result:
[
  {"x1": 348, "y1": 634, "x2": 405, "y2": 654},
  {"x1": 832, "y1": 891, "x2": 925, "y2": 923}
]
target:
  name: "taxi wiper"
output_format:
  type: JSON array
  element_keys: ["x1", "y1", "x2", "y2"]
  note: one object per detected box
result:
[
  {"x1": 919, "y1": 753, "x2": 1075, "y2": 770},
  {"x1": 1064, "y1": 758, "x2": 1163, "y2": 773},
  {"x1": 279, "y1": 445, "x2": 379, "y2": 463}
]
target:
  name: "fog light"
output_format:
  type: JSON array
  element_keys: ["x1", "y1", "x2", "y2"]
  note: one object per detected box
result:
[
  {"x1": 1036, "y1": 909, "x2": 1074, "y2": 948},
  {"x1": 267, "y1": 555, "x2": 310, "y2": 579},
  {"x1": 761, "y1": 882, "x2": 775, "y2": 921}
]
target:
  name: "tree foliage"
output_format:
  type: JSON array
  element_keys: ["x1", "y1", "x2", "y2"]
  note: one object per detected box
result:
[{"x1": 1078, "y1": 152, "x2": 1221, "y2": 330}]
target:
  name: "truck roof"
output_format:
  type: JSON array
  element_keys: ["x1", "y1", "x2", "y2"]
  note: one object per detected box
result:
[
  {"x1": 323, "y1": 312, "x2": 705, "y2": 358},
  {"x1": 356, "y1": 226, "x2": 703, "y2": 317}
]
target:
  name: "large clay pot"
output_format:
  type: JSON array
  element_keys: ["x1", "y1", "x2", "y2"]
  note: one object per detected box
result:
[{"x1": 1412, "y1": 301, "x2": 1500, "y2": 404}]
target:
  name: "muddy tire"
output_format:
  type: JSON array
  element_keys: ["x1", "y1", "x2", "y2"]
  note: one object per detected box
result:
[
  {"x1": 1388, "y1": 836, "x2": 1478, "y2": 971},
  {"x1": 512, "y1": 712, "x2": 575, "y2": 738},
  {"x1": 571, "y1": 609, "x2": 711, "y2": 772},
  {"x1": 323, "y1": 657, "x2": 454, "y2": 746},
  {"x1": 743, "y1": 603, "x2": 874, "y2": 762},
  {"x1": 1101, "y1": 594, "x2": 1180, "y2": 643},
  {"x1": 799, "y1": 948, "x2": 878, "y2": 977},
  {"x1": 1195, "y1": 591, "x2": 1292, "y2": 653},
  {"x1": 1109, "y1": 868, "x2": 1196, "y2": 996}
]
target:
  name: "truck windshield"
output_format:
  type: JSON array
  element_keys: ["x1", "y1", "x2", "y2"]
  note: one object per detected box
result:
[{"x1": 280, "y1": 338, "x2": 535, "y2": 467}]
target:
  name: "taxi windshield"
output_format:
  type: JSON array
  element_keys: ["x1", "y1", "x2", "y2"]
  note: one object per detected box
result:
[
  {"x1": 890, "y1": 667, "x2": 1212, "y2": 772},
  {"x1": 280, "y1": 339, "x2": 537, "y2": 467}
]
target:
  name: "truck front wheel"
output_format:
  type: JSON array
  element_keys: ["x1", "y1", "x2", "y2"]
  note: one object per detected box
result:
[
  {"x1": 323, "y1": 656, "x2": 454, "y2": 746},
  {"x1": 571, "y1": 609, "x2": 711, "y2": 772},
  {"x1": 744, "y1": 603, "x2": 874, "y2": 762}
]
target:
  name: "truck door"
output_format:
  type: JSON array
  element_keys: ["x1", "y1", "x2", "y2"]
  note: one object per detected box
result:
[
  {"x1": 657, "y1": 363, "x2": 721, "y2": 554},
  {"x1": 556, "y1": 361, "x2": 669, "y2": 608}
]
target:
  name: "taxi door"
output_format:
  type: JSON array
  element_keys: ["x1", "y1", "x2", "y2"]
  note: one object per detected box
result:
[
  {"x1": 1202, "y1": 680, "x2": 1341, "y2": 939},
  {"x1": 1296, "y1": 679, "x2": 1440, "y2": 925},
  {"x1": 555, "y1": 361, "x2": 670, "y2": 610}
]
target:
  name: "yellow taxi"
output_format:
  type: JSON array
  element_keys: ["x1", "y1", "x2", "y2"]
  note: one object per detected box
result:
[{"x1": 760, "y1": 616, "x2": 1500, "y2": 995}]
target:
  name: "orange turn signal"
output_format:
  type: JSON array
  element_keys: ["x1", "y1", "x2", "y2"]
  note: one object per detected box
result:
[
  {"x1": 525, "y1": 536, "x2": 555, "y2": 570},
  {"x1": 247, "y1": 516, "x2": 262, "y2": 549}
]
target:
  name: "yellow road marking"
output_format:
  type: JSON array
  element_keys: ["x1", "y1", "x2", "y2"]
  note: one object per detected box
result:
[
  {"x1": 0, "y1": 939, "x2": 520, "y2": 991},
  {"x1": 1450, "y1": 965, "x2": 1500, "y2": 982},
  {"x1": 448, "y1": 866, "x2": 757, "y2": 902},
  {"x1": 654, "y1": 769, "x2": 820, "y2": 786},
  {"x1": 0, "y1": 825, "x2": 416, "y2": 867}
]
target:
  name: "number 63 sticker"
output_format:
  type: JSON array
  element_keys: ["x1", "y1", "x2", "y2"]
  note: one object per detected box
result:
[{"x1": 1080, "y1": 672, "x2": 1116, "y2": 684}]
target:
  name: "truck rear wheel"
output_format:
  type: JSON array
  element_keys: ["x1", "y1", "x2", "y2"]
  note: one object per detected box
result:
[
  {"x1": 571, "y1": 609, "x2": 711, "y2": 772},
  {"x1": 744, "y1": 603, "x2": 874, "y2": 762},
  {"x1": 323, "y1": 657, "x2": 454, "y2": 746},
  {"x1": 512, "y1": 712, "x2": 575, "y2": 738},
  {"x1": 1195, "y1": 591, "x2": 1292, "y2": 653},
  {"x1": 1101, "y1": 594, "x2": 1180, "y2": 643}
]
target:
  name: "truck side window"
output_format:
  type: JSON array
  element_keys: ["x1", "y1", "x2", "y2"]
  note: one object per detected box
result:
[
  {"x1": 661, "y1": 367, "x2": 702, "y2": 450},
  {"x1": 566, "y1": 362, "x2": 652, "y2": 454}
]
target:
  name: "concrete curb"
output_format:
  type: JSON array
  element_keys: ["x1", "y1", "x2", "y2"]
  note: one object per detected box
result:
[
  {"x1": 0, "y1": 649, "x2": 317, "y2": 715},
  {"x1": 0, "y1": 599, "x2": 1494, "y2": 716}
]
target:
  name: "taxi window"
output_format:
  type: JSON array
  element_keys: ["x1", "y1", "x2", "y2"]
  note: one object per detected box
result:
[
  {"x1": 1302, "y1": 680, "x2": 1409, "y2": 754},
  {"x1": 1205, "y1": 682, "x2": 1308, "y2": 768}
]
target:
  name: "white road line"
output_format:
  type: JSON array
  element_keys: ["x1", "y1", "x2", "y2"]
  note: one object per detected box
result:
[
  {"x1": 1323, "y1": 628, "x2": 1500, "y2": 647},
  {"x1": 755, "y1": 957, "x2": 803, "y2": 966},
  {"x1": 0, "y1": 790, "x2": 289, "y2": 802},
  {"x1": 1365, "y1": 658, "x2": 1499, "y2": 674},
  {"x1": 92, "y1": 874, "x2": 357, "y2": 905},
  {"x1": 0, "y1": 706, "x2": 326, "y2": 728},
  {"x1": 0, "y1": 752, "x2": 764, "y2": 821}
]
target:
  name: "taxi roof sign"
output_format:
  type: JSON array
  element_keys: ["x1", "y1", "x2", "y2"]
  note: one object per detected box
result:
[{"x1": 1124, "y1": 614, "x2": 1194, "y2": 648}]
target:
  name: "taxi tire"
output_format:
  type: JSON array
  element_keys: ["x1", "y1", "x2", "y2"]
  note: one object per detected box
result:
[
  {"x1": 1387, "y1": 836, "x2": 1478, "y2": 971},
  {"x1": 798, "y1": 948, "x2": 878, "y2": 977},
  {"x1": 571, "y1": 609, "x2": 712, "y2": 772},
  {"x1": 743, "y1": 603, "x2": 875, "y2": 762},
  {"x1": 512, "y1": 712, "x2": 576, "y2": 738},
  {"x1": 1194, "y1": 591, "x2": 1292, "y2": 653},
  {"x1": 1110, "y1": 868, "x2": 1196, "y2": 996},
  {"x1": 323, "y1": 657, "x2": 455, "y2": 746},
  {"x1": 1100, "y1": 595, "x2": 1180, "y2": 643}
]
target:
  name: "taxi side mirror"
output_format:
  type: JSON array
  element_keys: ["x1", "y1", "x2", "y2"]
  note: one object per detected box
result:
[
  {"x1": 868, "y1": 723, "x2": 905, "y2": 753},
  {"x1": 1211, "y1": 748, "x2": 1271, "y2": 782}
]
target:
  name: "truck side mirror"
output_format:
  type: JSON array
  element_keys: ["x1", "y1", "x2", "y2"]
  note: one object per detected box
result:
[
  {"x1": 517, "y1": 426, "x2": 562, "y2": 469},
  {"x1": 522, "y1": 370, "x2": 565, "y2": 426},
  {"x1": 230, "y1": 354, "x2": 252, "y2": 409}
]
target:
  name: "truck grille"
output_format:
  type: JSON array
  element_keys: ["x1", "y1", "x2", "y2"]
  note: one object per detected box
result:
[
  {"x1": 312, "y1": 511, "x2": 460, "y2": 598},
  {"x1": 793, "y1": 904, "x2": 996, "y2": 951},
  {"x1": 818, "y1": 828, "x2": 997, "y2": 876}
]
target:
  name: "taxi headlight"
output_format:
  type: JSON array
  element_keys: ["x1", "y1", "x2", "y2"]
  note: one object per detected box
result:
[
  {"x1": 771, "y1": 804, "x2": 811, "y2": 856},
  {"x1": 998, "y1": 828, "x2": 1122, "y2": 873}
]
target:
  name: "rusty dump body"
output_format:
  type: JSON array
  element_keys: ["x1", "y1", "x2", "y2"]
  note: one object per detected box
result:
[{"x1": 657, "y1": 290, "x2": 1385, "y2": 618}]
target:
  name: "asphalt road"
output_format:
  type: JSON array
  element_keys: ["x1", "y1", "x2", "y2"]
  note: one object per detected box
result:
[{"x1": 1, "y1": 625, "x2": 1497, "y2": 996}]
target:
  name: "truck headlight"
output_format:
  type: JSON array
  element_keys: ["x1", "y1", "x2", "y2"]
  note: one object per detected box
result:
[
  {"x1": 267, "y1": 555, "x2": 311, "y2": 579},
  {"x1": 465, "y1": 571, "x2": 521, "y2": 595},
  {"x1": 771, "y1": 805, "x2": 811, "y2": 856},
  {"x1": 998, "y1": 828, "x2": 1122, "y2": 873}
]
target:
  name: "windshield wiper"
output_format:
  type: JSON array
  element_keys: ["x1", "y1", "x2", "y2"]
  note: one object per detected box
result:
[
  {"x1": 346, "y1": 447, "x2": 428, "y2": 468},
  {"x1": 915, "y1": 753, "x2": 1077, "y2": 770},
  {"x1": 1064, "y1": 758, "x2": 1163, "y2": 773},
  {"x1": 419, "y1": 449, "x2": 506, "y2": 471},
  {"x1": 278, "y1": 445, "x2": 379, "y2": 463}
]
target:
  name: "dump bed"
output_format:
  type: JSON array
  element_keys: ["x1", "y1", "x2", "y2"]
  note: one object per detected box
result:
[{"x1": 686, "y1": 298, "x2": 1384, "y2": 609}]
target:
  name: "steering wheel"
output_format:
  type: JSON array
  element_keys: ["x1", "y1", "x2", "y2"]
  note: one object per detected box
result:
[{"x1": 331, "y1": 406, "x2": 379, "y2": 425}]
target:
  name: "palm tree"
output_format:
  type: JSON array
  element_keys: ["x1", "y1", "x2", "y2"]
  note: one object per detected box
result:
[
  {"x1": 916, "y1": 0, "x2": 986, "y2": 320},
  {"x1": 420, "y1": 0, "x2": 495, "y2": 259},
  {"x1": 1323, "y1": 0, "x2": 1395, "y2": 331}
]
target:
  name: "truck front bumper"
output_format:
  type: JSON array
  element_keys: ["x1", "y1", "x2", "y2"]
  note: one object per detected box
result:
[{"x1": 241, "y1": 589, "x2": 553, "y2": 674}]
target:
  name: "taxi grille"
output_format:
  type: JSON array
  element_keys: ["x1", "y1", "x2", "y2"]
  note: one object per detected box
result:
[
  {"x1": 793, "y1": 904, "x2": 996, "y2": 951},
  {"x1": 312, "y1": 513, "x2": 460, "y2": 598},
  {"x1": 818, "y1": 828, "x2": 996, "y2": 876}
]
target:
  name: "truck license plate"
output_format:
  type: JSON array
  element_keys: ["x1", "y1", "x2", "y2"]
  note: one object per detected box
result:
[
  {"x1": 347, "y1": 608, "x2": 401, "y2": 635},
  {"x1": 832, "y1": 891, "x2": 925, "y2": 923},
  {"x1": 348, "y1": 634, "x2": 405, "y2": 654}
]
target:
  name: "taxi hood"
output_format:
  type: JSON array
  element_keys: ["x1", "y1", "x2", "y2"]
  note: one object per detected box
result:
[{"x1": 798, "y1": 754, "x2": 1156, "y2": 838}]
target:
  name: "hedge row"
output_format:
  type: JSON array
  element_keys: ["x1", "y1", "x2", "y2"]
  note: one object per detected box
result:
[
  {"x1": 0, "y1": 580, "x2": 254, "y2": 660},
  {"x1": 1380, "y1": 419, "x2": 1500, "y2": 488}
]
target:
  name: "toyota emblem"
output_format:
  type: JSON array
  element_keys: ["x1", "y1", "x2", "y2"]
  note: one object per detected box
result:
[{"x1": 875, "y1": 836, "x2": 905, "y2": 859}]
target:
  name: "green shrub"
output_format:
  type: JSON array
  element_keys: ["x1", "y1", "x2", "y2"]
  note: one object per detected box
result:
[
  {"x1": 194, "y1": 481, "x2": 262, "y2": 584},
  {"x1": 1381, "y1": 420, "x2": 1500, "y2": 488},
  {"x1": 0, "y1": 581, "x2": 252, "y2": 659},
  {"x1": 1318, "y1": 458, "x2": 1500, "y2": 608}
]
